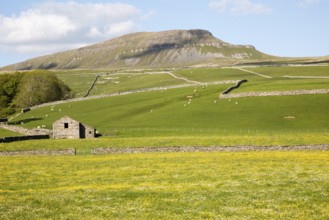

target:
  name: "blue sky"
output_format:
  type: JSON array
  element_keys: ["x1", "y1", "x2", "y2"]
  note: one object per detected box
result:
[{"x1": 1, "y1": 0, "x2": 328, "y2": 67}]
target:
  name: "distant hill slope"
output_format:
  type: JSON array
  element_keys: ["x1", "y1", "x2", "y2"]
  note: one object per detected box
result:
[{"x1": 3, "y1": 29, "x2": 274, "y2": 70}]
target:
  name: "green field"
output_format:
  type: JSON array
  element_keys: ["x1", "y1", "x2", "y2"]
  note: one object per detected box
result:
[
  {"x1": 1, "y1": 65, "x2": 329, "y2": 219},
  {"x1": 55, "y1": 65, "x2": 329, "y2": 97},
  {"x1": 0, "y1": 129, "x2": 21, "y2": 138},
  {"x1": 4, "y1": 65, "x2": 328, "y2": 144},
  {"x1": 174, "y1": 66, "x2": 329, "y2": 92},
  {"x1": 55, "y1": 70, "x2": 101, "y2": 97},
  {"x1": 1, "y1": 151, "x2": 329, "y2": 219},
  {"x1": 10, "y1": 86, "x2": 329, "y2": 137},
  {"x1": 55, "y1": 69, "x2": 185, "y2": 97}
]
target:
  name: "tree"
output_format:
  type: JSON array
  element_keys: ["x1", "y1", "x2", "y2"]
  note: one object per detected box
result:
[
  {"x1": 14, "y1": 70, "x2": 73, "y2": 108},
  {"x1": 0, "y1": 72, "x2": 23, "y2": 117}
]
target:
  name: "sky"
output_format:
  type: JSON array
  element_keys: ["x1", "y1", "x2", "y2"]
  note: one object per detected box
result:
[{"x1": 1, "y1": 0, "x2": 329, "y2": 67}]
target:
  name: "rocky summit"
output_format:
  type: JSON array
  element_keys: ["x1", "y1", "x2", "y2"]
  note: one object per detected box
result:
[{"x1": 3, "y1": 29, "x2": 271, "y2": 70}]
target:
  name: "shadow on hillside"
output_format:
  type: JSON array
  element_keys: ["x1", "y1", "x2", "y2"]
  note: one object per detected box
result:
[{"x1": 9, "y1": 118, "x2": 43, "y2": 125}]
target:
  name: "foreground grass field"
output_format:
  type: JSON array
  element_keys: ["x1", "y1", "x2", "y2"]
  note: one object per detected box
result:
[{"x1": 1, "y1": 151, "x2": 329, "y2": 219}]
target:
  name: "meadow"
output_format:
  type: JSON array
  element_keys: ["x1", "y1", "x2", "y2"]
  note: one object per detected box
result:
[
  {"x1": 1, "y1": 151, "x2": 329, "y2": 219},
  {"x1": 1, "y1": 65, "x2": 329, "y2": 219}
]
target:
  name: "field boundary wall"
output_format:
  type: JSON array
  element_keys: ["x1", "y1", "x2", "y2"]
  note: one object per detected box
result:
[
  {"x1": 93, "y1": 145, "x2": 329, "y2": 154},
  {"x1": 0, "y1": 148, "x2": 76, "y2": 156}
]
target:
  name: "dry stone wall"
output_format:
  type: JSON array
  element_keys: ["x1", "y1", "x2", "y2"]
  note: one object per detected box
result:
[
  {"x1": 93, "y1": 145, "x2": 329, "y2": 154},
  {"x1": 84, "y1": 75, "x2": 100, "y2": 97},
  {"x1": 222, "y1": 79, "x2": 248, "y2": 94},
  {"x1": 0, "y1": 148, "x2": 76, "y2": 156},
  {"x1": 0, "y1": 135, "x2": 49, "y2": 143},
  {"x1": 220, "y1": 89, "x2": 329, "y2": 99},
  {"x1": 0, "y1": 124, "x2": 51, "y2": 136}
]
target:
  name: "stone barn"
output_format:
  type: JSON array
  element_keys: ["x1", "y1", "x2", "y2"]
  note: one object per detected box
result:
[{"x1": 53, "y1": 116, "x2": 95, "y2": 139}]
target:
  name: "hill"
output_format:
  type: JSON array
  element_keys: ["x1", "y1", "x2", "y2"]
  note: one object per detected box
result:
[{"x1": 2, "y1": 29, "x2": 273, "y2": 70}]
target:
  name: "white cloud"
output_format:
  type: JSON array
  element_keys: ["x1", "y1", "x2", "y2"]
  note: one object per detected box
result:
[
  {"x1": 0, "y1": 2, "x2": 148, "y2": 55},
  {"x1": 209, "y1": 0, "x2": 271, "y2": 15},
  {"x1": 298, "y1": 0, "x2": 321, "y2": 7}
]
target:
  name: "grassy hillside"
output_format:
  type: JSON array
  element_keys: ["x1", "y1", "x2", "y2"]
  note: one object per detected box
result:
[
  {"x1": 3, "y1": 65, "x2": 326, "y2": 142},
  {"x1": 10, "y1": 86, "x2": 329, "y2": 136},
  {"x1": 54, "y1": 65, "x2": 329, "y2": 97}
]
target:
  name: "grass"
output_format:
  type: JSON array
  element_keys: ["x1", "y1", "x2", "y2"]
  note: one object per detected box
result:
[
  {"x1": 10, "y1": 85, "x2": 329, "y2": 137},
  {"x1": 235, "y1": 77, "x2": 329, "y2": 92},
  {"x1": 173, "y1": 67, "x2": 261, "y2": 82},
  {"x1": 233, "y1": 66, "x2": 329, "y2": 92},
  {"x1": 90, "y1": 72, "x2": 183, "y2": 96},
  {"x1": 247, "y1": 66, "x2": 329, "y2": 78},
  {"x1": 1, "y1": 151, "x2": 329, "y2": 219},
  {"x1": 1, "y1": 65, "x2": 328, "y2": 219},
  {"x1": 2, "y1": 66, "x2": 327, "y2": 149},
  {"x1": 173, "y1": 66, "x2": 329, "y2": 92},
  {"x1": 53, "y1": 66, "x2": 329, "y2": 98},
  {"x1": 0, "y1": 129, "x2": 22, "y2": 138},
  {"x1": 55, "y1": 70, "x2": 103, "y2": 97}
]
